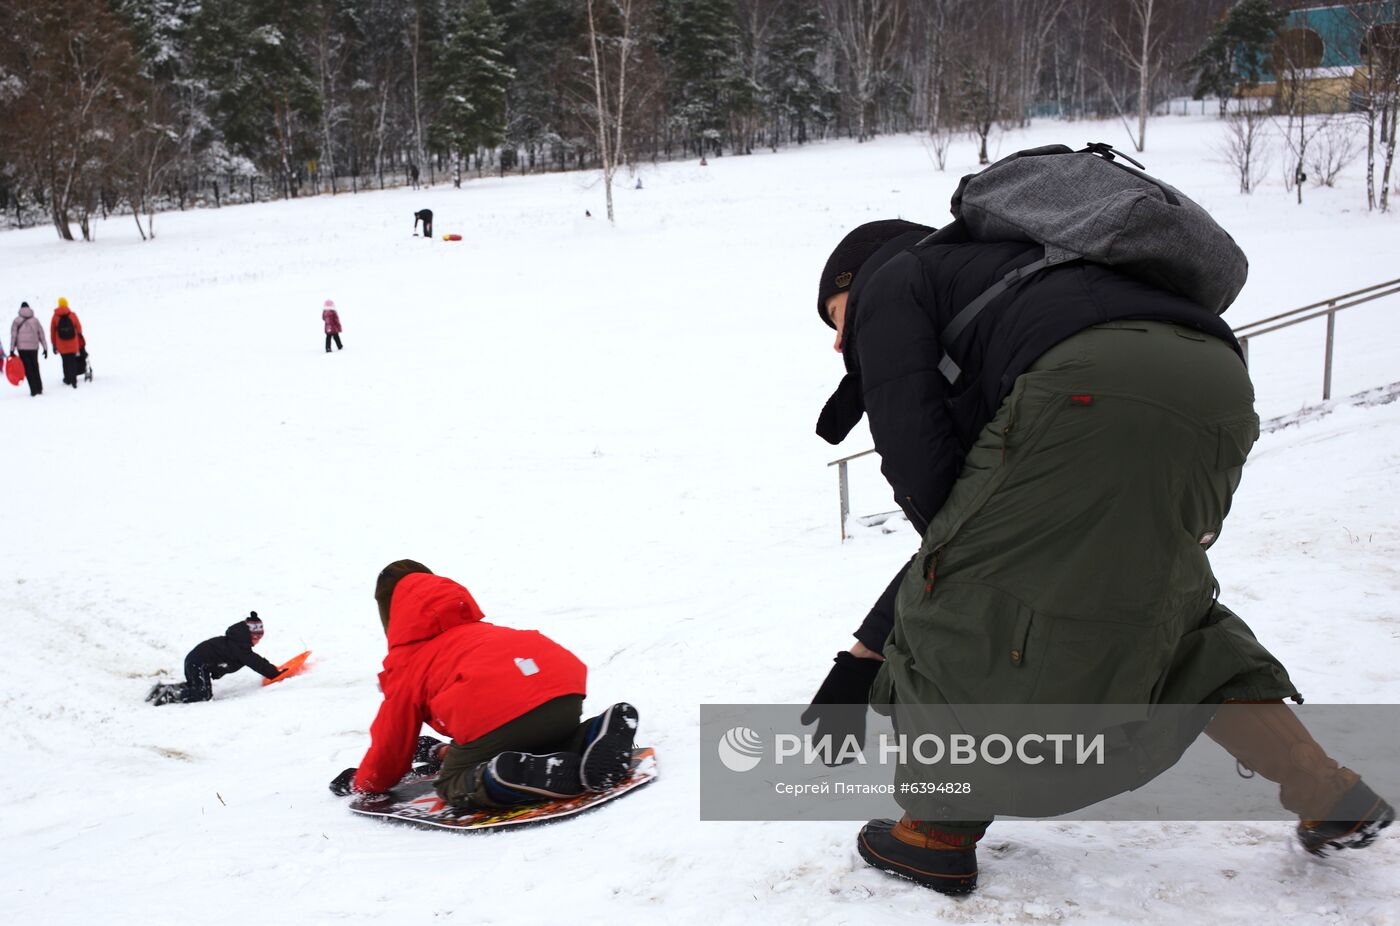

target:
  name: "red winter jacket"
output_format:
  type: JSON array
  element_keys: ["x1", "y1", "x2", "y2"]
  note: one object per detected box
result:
[
  {"x1": 50, "y1": 306, "x2": 83, "y2": 356},
  {"x1": 352, "y1": 574, "x2": 587, "y2": 793}
]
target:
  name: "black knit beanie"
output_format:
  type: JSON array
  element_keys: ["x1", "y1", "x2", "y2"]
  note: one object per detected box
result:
[
  {"x1": 816, "y1": 219, "x2": 930, "y2": 327},
  {"x1": 375, "y1": 559, "x2": 433, "y2": 632},
  {"x1": 20, "y1": 301, "x2": 29, "y2": 308}
]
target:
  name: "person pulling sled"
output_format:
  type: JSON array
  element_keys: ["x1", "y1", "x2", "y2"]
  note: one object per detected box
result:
[
  {"x1": 413, "y1": 209, "x2": 433, "y2": 239},
  {"x1": 329, "y1": 560, "x2": 642, "y2": 811},
  {"x1": 147, "y1": 612, "x2": 289, "y2": 705}
]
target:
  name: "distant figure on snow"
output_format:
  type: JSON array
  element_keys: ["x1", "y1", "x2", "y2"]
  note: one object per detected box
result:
[
  {"x1": 414, "y1": 208, "x2": 433, "y2": 238},
  {"x1": 50, "y1": 297, "x2": 84, "y2": 389},
  {"x1": 9, "y1": 301, "x2": 47, "y2": 397},
  {"x1": 147, "y1": 612, "x2": 288, "y2": 705},
  {"x1": 323, "y1": 299, "x2": 344, "y2": 352},
  {"x1": 409, "y1": 163, "x2": 421, "y2": 190},
  {"x1": 635, "y1": 178, "x2": 643, "y2": 190},
  {"x1": 328, "y1": 560, "x2": 642, "y2": 810}
]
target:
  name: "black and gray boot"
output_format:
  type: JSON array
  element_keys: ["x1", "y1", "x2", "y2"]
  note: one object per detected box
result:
[
  {"x1": 484, "y1": 752, "x2": 585, "y2": 804},
  {"x1": 580, "y1": 702, "x2": 639, "y2": 791},
  {"x1": 146, "y1": 682, "x2": 187, "y2": 706}
]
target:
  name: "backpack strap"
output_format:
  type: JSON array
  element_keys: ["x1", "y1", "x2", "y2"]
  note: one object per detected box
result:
[{"x1": 936, "y1": 247, "x2": 1080, "y2": 385}]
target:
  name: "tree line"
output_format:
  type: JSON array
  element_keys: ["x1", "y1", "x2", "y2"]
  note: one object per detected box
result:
[{"x1": 1, "y1": 0, "x2": 1395, "y2": 239}]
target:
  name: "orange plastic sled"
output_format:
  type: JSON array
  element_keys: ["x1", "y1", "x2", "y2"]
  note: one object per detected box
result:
[
  {"x1": 442, "y1": 233, "x2": 463, "y2": 241},
  {"x1": 264, "y1": 650, "x2": 312, "y2": 686}
]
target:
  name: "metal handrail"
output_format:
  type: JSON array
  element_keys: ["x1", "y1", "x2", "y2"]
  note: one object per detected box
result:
[
  {"x1": 1234, "y1": 278, "x2": 1400, "y2": 337},
  {"x1": 1235, "y1": 277, "x2": 1400, "y2": 402},
  {"x1": 827, "y1": 277, "x2": 1400, "y2": 540}
]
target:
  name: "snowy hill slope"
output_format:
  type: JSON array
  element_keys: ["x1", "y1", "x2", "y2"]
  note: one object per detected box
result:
[{"x1": 1, "y1": 117, "x2": 1397, "y2": 925}]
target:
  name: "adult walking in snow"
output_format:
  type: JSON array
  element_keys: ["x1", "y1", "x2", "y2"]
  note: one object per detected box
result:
[
  {"x1": 322, "y1": 299, "x2": 343, "y2": 352},
  {"x1": 804, "y1": 214, "x2": 1393, "y2": 894},
  {"x1": 9, "y1": 302, "x2": 47, "y2": 396},
  {"x1": 50, "y1": 297, "x2": 84, "y2": 389}
]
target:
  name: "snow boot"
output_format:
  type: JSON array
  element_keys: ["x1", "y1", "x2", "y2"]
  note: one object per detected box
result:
[
  {"x1": 856, "y1": 817, "x2": 979, "y2": 895},
  {"x1": 1297, "y1": 780, "x2": 1395, "y2": 856},
  {"x1": 580, "y1": 702, "x2": 639, "y2": 791},
  {"x1": 414, "y1": 735, "x2": 449, "y2": 772},
  {"x1": 1206, "y1": 702, "x2": 1362, "y2": 821},
  {"x1": 483, "y1": 751, "x2": 585, "y2": 804},
  {"x1": 147, "y1": 682, "x2": 186, "y2": 706}
]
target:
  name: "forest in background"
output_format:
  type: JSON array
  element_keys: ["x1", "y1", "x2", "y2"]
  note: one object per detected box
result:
[{"x1": 0, "y1": 0, "x2": 1396, "y2": 239}]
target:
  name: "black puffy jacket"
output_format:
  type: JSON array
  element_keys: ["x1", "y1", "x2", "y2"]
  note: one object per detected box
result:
[
  {"x1": 825, "y1": 220, "x2": 1241, "y2": 650},
  {"x1": 185, "y1": 622, "x2": 282, "y2": 680}
]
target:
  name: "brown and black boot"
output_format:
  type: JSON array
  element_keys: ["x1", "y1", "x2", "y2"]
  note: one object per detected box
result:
[
  {"x1": 1207, "y1": 701, "x2": 1393, "y2": 856},
  {"x1": 1297, "y1": 780, "x2": 1395, "y2": 856},
  {"x1": 856, "y1": 817, "x2": 979, "y2": 895}
]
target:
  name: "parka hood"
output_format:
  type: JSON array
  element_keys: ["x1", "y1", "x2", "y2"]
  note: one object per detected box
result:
[
  {"x1": 18, "y1": 306, "x2": 34, "y2": 319},
  {"x1": 386, "y1": 573, "x2": 485, "y2": 648}
]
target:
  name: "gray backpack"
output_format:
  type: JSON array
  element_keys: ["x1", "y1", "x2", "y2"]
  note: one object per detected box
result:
[{"x1": 929, "y1": 143, "x2": 1249, "y2": 384}]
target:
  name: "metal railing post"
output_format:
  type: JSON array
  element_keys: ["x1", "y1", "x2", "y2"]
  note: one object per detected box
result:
[
  {"x1": 838, "y1": 460, "x2": 850, "y2": 542},
  {"x1": 1323, "y1": 303, "x2": 1336, "y2": 401}
]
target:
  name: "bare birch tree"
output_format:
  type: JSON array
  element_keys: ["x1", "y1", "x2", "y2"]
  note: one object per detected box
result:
[
  {"x1": 585, "y1": 0, "x2": 643, "y2": 224},
  {"x1": 1103, "y1": 0, "x2": 1164, "y2": 152}
]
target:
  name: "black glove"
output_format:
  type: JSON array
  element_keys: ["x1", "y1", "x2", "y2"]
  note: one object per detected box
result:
[
  {"x1": 329, "y1": 767, "x2": 359, "y2": 796},
  {"x1": 413, "y1": 735, "x2": 447, "y2": 766},
  {"x1": 815, "y1": 372, "x2": 865, "y2": 445},
  {"x1": 799, "y1": 651, "x2": 883, "y2": 765}
]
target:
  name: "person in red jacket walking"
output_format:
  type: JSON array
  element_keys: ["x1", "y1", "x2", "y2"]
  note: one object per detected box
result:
[
  {"x1": 322, "y1": 299, "x2": 343, "y2": 352},
  {"x1": 50, "y1": 297, "x2": 84, "y2": 388},
  {"x1": 329, "y1": 560, "x2": 641, "y2": 809}
]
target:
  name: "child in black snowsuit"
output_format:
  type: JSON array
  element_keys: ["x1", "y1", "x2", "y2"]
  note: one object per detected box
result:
[{"x1": 148, "y1": 612, "x2": 286, "y2": 705}]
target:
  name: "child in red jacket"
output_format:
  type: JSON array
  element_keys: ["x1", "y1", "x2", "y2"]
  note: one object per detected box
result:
[{"x1": 330, "y1": 560, "x2": 640, "y2": 809}]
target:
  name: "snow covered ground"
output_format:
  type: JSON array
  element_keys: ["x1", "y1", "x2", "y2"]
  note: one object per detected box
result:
[{"x1": 1, "y1": 116, "x2": 1397, "y2": 925}]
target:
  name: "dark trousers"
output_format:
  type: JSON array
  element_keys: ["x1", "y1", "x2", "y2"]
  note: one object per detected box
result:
[
  {"x1": 182, "y1": 655, "x2": 214, "y2": 703},
  {"x1": 18, "y1": 349, "x2": 41, "y2": 395},
  {"x1": 416, "y1": 216, "x2": 432, "y2": 237},
  {"x1": 436, "y1": 695, "x2": 591, "y2": 808},
  {"x1": 60, "y1": 352, "x2": 80, "y2": 387},
  {"x1": 325, "y1": 332, "x2": 342, "y2": 351}
]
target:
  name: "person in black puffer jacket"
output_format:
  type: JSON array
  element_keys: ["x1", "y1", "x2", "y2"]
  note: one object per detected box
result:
[{"x1": 148, "y1": 613, "x2": 286, "y2": 704}]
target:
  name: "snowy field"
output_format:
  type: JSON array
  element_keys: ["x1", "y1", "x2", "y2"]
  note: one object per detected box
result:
[{"x1": 2, "y1": 116, "x2": 1398, "y2": 925}]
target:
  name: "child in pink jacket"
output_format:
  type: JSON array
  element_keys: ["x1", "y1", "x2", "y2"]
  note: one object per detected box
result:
[{"x1": 323, "y1": 299, "x2": 343, "y2": 352}]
